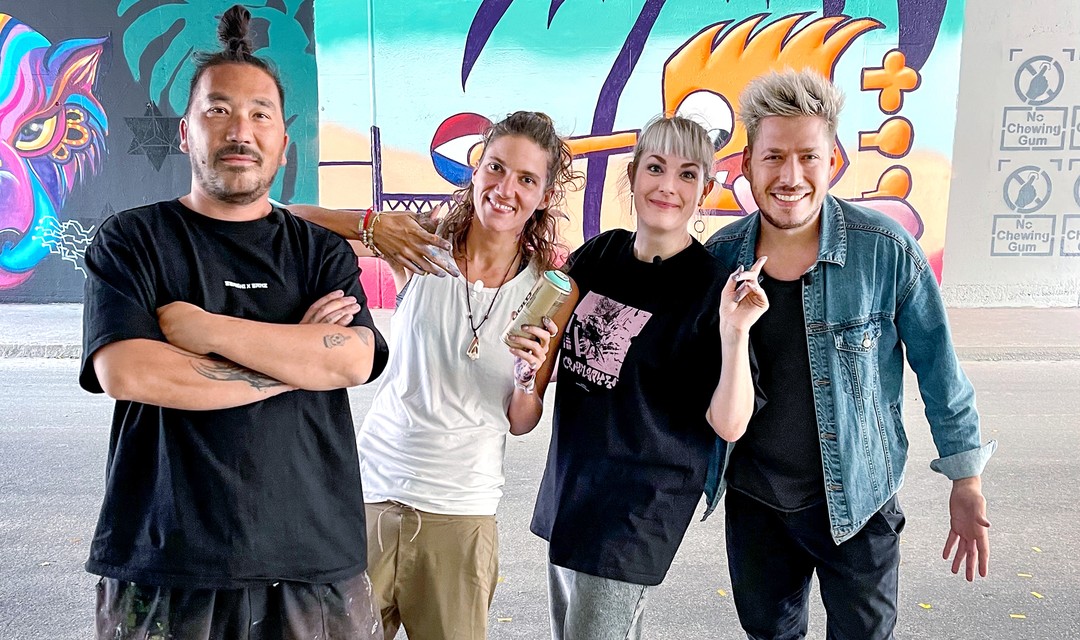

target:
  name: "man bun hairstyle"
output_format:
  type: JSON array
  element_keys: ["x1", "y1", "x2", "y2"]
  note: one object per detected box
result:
[
  {"x1": 217, "y1": 4, "x2": 254, "y2": 58},
  {"x1": 185, "y1": 4, "x2": 286, "y2": 115}
]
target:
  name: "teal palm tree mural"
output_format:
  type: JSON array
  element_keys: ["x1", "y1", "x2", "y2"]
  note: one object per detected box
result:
[{"x1": 117, "y1": 0, "x2": 317, "y2": 202}]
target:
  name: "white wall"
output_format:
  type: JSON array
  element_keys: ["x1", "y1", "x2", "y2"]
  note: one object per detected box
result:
[{"x1": 943, "y1": 0, "x2": 1080, "y2": 307}]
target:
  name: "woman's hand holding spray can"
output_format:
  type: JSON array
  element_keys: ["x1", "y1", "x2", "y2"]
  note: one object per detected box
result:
[{"x1": 502, "y1": 270, "x2": 573, "y2": 392}]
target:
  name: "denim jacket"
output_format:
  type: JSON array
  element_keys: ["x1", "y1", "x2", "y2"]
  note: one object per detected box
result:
[{"x1": 701, "y1": 195, "x2": 996, "y2": 543}]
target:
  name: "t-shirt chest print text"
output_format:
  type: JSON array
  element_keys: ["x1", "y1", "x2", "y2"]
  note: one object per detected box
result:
[{"x1": 561, "y1": 291, "x2": 651, "y2": 390}]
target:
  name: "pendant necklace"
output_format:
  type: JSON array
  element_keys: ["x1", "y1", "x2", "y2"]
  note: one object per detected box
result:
[{"x1": 463, "y1": 249, "x2": 519, "y2": 361}]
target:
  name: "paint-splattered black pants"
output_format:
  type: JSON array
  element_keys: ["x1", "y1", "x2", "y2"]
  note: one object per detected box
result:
[{"x1": 95, "y1": 571, "x2": 382, "y2": 639}]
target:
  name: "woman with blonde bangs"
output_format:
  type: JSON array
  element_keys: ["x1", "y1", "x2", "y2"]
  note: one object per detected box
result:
[{"x1": 531, "y1": 114, "x2": 768, "y2": 639}]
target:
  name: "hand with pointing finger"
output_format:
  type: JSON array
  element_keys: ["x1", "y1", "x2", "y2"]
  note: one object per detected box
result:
[{"x1": 719, "y1": 255, "x2": 769, "y2": 339}]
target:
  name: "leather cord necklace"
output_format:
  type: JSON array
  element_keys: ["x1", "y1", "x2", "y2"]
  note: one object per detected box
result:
[{"x1": 463, "y1": 249, "x2": 519, "y2": 361}]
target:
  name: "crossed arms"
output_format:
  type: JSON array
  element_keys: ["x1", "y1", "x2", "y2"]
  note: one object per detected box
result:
[{"x1": 94, "y1": 298, "x2": 378, "y2": 412}]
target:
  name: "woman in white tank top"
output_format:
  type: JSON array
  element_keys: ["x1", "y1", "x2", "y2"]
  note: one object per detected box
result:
[{"x1": 356, "y1": 112, "x2": 582, "y2": 640}]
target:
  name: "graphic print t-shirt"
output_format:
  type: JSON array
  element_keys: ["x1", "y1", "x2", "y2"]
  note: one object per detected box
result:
[
  {"x1": 531, "y1": 229, "x2": 730, "y2": 586},
  {"x1": 78, "y1": 200, "x2": 389, "y2": 589},
  {"x1": 559, "y1": 290, "x2": 653, "y2": 388}
]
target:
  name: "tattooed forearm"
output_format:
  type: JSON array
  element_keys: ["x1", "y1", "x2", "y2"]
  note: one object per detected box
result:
[
  {"x1": 190, "y1": 358, "x2": 284, "y2": 391},
  {"x1": 350, "y1": 326, "x2": 371, "y2": 345},
  {"x1": 324, "y1": 333, "x2": 350, "y2": 349}
]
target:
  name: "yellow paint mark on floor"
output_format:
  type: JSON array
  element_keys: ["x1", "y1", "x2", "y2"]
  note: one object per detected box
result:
[
  {"x1": 918, "y1": 603, "x2": 932, "y2": 610},
  {"x1": 1017, "y1": 573, "x2": 1033, "y2": 578},
  {"x1": 716, "y1": 589, "x2": 728, "y2": 597},
  {"x1": 497, "y1": 617, "x2": 512, "y2": 623},
  {"x1": 1031, "y1": 547, "x2": 1043, "y2": 553},
  {"x1": 1031, "y1": 592, "x2": 1044, "y2": 599},
  {"x1": 1010, "y1": 614, "x2": 1027, "y2": 619}
]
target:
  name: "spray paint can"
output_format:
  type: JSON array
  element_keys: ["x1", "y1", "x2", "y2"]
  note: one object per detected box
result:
[{"x1": 502, "y1": 270, "x2": 572, "y2": 347}]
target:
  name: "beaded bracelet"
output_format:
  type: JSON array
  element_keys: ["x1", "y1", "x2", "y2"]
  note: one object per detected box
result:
[{"x1": 359, "y1": 208, "x2": 383, "y2": 258}]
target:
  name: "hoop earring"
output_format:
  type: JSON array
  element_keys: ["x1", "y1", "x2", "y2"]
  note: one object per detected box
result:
[{"x1": 694, "y1": 208, "x2": 706, "y2": 237}]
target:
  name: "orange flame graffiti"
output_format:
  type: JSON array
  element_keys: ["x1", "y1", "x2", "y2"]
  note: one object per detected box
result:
[{"x1": 662, "y1": 13, "x2": 882, "y2": 212}]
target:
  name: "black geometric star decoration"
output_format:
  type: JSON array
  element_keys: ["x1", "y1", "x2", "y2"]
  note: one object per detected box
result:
[{"x1": 125, "y1": 102, "x2": 183, "y2": 171}]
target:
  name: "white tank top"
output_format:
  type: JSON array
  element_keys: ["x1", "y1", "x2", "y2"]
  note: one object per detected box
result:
[{"x1": 357, "y1": 264, "x2": 539, "y2": 515}]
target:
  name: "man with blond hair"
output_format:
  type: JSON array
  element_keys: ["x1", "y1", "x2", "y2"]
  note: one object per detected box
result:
[{"x1": 705, "y1": 69, "x2": 995, "y2": 639}]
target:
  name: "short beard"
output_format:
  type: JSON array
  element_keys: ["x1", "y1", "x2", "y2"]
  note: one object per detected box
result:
[
  {"x1": 759, "y1": 206, "x2": 819, "y2": 231},
  {"x1": 192, "y1": 161, "x2": 277, "y2": 205}
]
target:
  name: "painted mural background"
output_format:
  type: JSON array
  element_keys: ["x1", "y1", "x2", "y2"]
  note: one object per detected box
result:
[
  {"x1": 0, "y1": 0, "x2": 964, "y2": 305},
  {"x1": 315, "y1": 0, "x2": 965, "y2": 307},
  {"x1": 0, "y1": 1, "x2": 317, "y2": 302}
]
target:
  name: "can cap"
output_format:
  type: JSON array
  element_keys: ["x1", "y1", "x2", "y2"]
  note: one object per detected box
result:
[{"x1": 543, "y1": 270, "x2": 572, "y2": 293}]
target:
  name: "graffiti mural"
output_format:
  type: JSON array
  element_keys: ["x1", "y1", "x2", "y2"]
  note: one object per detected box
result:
[
  {"x1": 0, "y1": 0, "x2": 964, "y2": 304},
  {"x1": 117, "y1": 0, "x2": 318, "y2": 202},
  {"x1": 0, "y1": 14, "x2": 109, "y2": 291},
  {"x1": 0, "y1": 2, "x2": 317, "y2": 302},
  {"x1": 315, "y1": 0, "x2": 966, "y2": 305}
]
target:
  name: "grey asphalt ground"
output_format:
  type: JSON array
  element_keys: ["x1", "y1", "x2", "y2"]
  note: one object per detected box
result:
[{"x1": 1, "y1": 305, "x2": 1079, "y2": 639}]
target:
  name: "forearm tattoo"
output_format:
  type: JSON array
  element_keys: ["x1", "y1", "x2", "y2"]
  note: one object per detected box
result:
[
  {"x1": 514, "y1": 357, "x2": 537, "y2": 384},
  {"x1": 324, "y1": 333, "x2": 350, "y2": 349},
  {"x1": 190, "y1": 357, "x2": 284, "y2": 391}
]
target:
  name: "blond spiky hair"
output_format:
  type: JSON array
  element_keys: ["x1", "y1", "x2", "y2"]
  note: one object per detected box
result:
[{"x1": 739, "y1": 69, "x2": 846, "y2": 146}]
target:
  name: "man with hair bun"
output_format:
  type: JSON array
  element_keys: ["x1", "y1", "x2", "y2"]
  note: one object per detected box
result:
[
  {"x1": 80, "y1": 6, "x2": 387, "y2": 637},
  {"x1": 706, "y1": 69, "x2": 996, "y2": 639}
]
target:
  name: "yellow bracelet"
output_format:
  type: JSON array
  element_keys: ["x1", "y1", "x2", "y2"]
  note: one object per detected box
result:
[{"x1": 369, "y1": 213, "x2": 383, "y2": 257}]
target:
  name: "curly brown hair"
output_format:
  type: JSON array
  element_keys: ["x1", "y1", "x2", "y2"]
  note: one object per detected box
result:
[{"x1": 442, "y1": 111, "x2": 583, "y2": 272}]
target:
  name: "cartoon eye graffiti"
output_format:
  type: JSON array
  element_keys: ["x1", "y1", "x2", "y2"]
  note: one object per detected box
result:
[
  {"x1": 15, "y1": 113, "x2": 60, "y2": 153},
  {"x1": 675, "y1": 90, "x2": 734, "y2": 152}
]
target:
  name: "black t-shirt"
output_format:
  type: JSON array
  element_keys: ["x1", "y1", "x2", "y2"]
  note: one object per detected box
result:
[
  {"x1": 78, "y1": 200, "x2": 389, "y2": 589},
  {"x1": 530, "y1": 229, "x2": 731, "y2": 586},
  {"x1": 726, "y1": 272, "x2": 824, "y2": 511}
]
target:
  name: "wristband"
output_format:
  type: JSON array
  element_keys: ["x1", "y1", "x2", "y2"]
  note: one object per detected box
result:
[{"x1": 359, "y1": 208, "x2": 383, "y2": 258}]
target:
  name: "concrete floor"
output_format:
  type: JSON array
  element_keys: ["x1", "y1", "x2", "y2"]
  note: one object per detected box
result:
[{"x1": 1, "y1": 358, "x2": 1078, "y2": 639}]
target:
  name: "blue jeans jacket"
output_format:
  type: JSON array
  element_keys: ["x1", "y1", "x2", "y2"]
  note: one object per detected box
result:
[{"x1": 701, "y1": 195, "x2": 996, "y2": 543}]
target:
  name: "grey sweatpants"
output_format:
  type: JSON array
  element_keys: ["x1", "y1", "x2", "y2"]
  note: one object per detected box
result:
[{"x1": 547, "y1": 561, "x2": 650, "y2": 640}]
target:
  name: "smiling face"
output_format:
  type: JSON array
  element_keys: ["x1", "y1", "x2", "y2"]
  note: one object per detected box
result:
[
  {"x1": 742, "y1": 115, "x2": 835, "y2": 232},
  {"x1": 628, "y1": 152, "x2": 711, "y2": 234},
  {"x1": 470, "y1": 134, "x2": 553, "y2": 235},
  {"x1": 179, "y1": 63, "x2": 288, "y2": 205}
]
